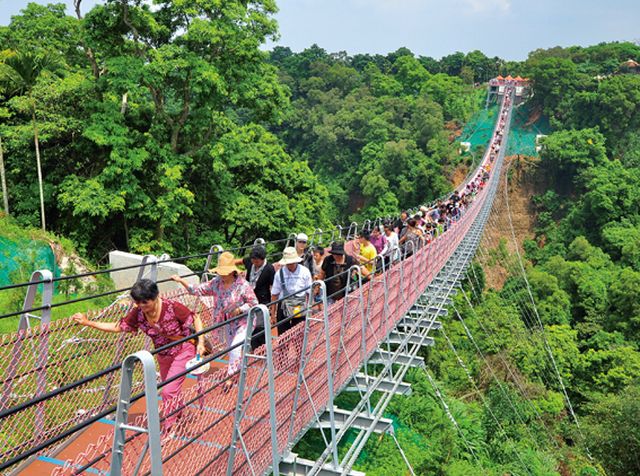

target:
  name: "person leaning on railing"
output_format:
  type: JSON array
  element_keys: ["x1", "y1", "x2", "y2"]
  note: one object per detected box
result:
[{"x1": 71, "y1": 278, "x2": 205, "y2": 430}]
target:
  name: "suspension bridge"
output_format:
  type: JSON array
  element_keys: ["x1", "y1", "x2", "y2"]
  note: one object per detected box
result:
[{"x1": 0, "y1": 84, "x2": 565, "y2": 476}]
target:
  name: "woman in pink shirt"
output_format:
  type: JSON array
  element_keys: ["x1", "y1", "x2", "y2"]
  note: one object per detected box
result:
[
  {"x1": 72, "y1": 279, "x2": 205, "y2": 430},
  {"x1": 172, "y1": 251, "x2": 258, "y2": 384}
]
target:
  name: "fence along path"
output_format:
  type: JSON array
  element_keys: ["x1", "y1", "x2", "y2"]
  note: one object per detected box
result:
[{"x1": 2, "y1": 88, "x2": 515, "y2": 475}]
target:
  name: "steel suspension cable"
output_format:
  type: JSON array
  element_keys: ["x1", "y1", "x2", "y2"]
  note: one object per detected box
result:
[
  {"x1": 451, "y1": 301, "x2": 547, "y2": 453},
  {"x1": 390, "y1": 432, "x2": 417, "y2": 476},
  {"x1": 471, "y1": 234, "x2": 561, "y2": 393},
  {"x1": 423, "y1": 368, "x2": 483, "y2": 468},
  {"x1": 472, "y1": 244, "x2": 560, "y2": 393},
  {"x1": 457, "y1": 286, "x2": 561, "y2": 451},
  {"x1": 462, "y1": 255, "x2": 553, "y2": 396},
  {"x1": 501, "y1": 160, "x2": 592, "y2": 459},
  {"x1": 476, "y1": 165, "x2": 581, "y2": 397},
  {"x1": 439, "y1": 326, "x2": 535, "y2": 476}
]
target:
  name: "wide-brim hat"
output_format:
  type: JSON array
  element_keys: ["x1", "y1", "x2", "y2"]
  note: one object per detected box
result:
[
  {"x1": 209, "y1": 251, "x2": 240, "y2": 275},
  {"x1": 329, "y1": 242, "x2": 345, "y2": 255},
  {"x1": 279, "y1": 246, "x2": 303, "y2": 265}
]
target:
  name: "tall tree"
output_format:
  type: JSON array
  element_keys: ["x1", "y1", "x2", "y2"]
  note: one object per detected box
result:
[
  {"x1": 0, "y1": 50, "x2": 60, "y2": 230},
  {"x1": 0, "y1": 105, "x2": 8, "y2": 214},
  {"x1": 0, "y1": 135, "x2": 7, "y2": 215}
]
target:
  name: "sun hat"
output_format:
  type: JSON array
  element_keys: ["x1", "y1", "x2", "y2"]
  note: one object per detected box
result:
[
  {"x1": 208, "y1": 251, "x2": 240, "y2": 275},
  {"x1": 296, "y1": 232, "x2": 309, "y2": 242},
  {"x1": 329, "y1": 242, "x2": 345, "y2": 255},
  {"x1": 279, "y1": 246, "x2": 303, "y2": 265}
]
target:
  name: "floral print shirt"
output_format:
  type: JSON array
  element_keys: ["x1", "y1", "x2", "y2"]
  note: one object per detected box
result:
[
  {"x1": 119, "y1": 299, "x2": 194, "y2": 356},
  {"x1": 187, "y1": 276, "x2": 258, "y2": 333}
]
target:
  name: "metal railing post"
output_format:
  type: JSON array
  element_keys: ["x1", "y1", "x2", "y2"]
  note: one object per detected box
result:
[
  {"x1": 400, "y1": 241, "x2": 415, "y2": 306},
  {"x1": 136, "y1": 255, "x2": 159, "y2": 282},
  {"x1": 226, "y1": 306, "x2": 258, "y2": 476},
  {"x1": 317, "y1": 280, "x2": 340, "y2": 469},
  {"x1": 285, "y1": 232, "x2": 298, "y2": 249},
  {"x1": 333, "y1": 225, "x2": 343, "y2": 242},
  {"x1": 310, "y1": 228, "x2": 324, "y2": 248},
  {"x1": 110, "y1": 350, "x2": 162, "y2": 476},
  {"x1": 285, "y1": 299, "x2": 314, "y2": 448},
  {"x1": 346, "y1": 222, "x2": 358, "y2": 241},
  {"x1": 1, "y1": 270, "x2": 53, "y2": 435},
  {"x1": 332, "y1": 265, "x2": 362, "y2": 389},
  {"x1": 257, "y1": 304, "x2": 280, "y2": 476},
  {"x1": 16, "y1": 269, "x2": 54, "y2": 331}
]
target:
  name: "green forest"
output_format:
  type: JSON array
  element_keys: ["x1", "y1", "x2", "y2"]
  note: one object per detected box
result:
[
  {"x1": 2, "y1": 1, "x2": 640, "y2": 476},
  {"x1": 0, "y1": 1, "x2": 490, "y2": 258}
]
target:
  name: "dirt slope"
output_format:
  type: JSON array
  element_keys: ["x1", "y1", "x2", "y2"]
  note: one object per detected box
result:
[{"x1": 478, "y1": 155, "x2": 545, "y2": 290}]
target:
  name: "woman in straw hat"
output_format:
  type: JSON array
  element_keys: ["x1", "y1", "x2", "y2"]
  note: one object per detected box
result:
[{"x1": 172, "y1": 252, "x2": 258, "y2": 382}]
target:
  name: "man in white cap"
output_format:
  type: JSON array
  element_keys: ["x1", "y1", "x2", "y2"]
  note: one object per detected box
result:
[
  {"x1": 271, "y1": 246, "x2": 313, "y2": 336},
  {"x1": 295, "y1": 232, "x2": 314, "y2": 272}
]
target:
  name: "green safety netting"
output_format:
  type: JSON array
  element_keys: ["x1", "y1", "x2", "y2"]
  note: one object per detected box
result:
[
  {"x1": 459, "y1": 100, "x2": 550, "y2": 158},
  {"x1": 506, "y1": 102, "x2": 551, "y2": 157},
  {"x1": 0, "y1": 236, "x2": 59, "y2": 287},
  {"x1": 458, "y1": 104, "x2": 499, "y2": 151}
]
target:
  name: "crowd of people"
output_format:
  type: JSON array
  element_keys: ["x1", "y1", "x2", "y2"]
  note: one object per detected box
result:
[
  {"x1": 69, "y1": 91, "x2": 510, "y2": 432},
  {"x1": 68, "y1": 173, "x2": 494, "y2": 429}
]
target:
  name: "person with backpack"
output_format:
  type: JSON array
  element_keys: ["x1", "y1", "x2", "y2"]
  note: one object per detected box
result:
[
  {"x1": 270, "y1": 246, "x2": 313, "y2": 336},
  {"x1": 294, "y1": 232, "x2": 314, "y2": 272},
  {"x1": 318, "y1": 241, "x2": 355, "y2": 304},
  {"x1": 72, "y1": 279, "x2": 206, "y2": 430}
]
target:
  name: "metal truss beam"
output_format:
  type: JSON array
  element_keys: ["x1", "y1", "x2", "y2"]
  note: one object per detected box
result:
[
  {"x1": 311, "y1": 407, "x2": 393, "y2": 434},
  {"x1": 397, "y1": 317, "x2": 442, "y2": 332},
  {"x1": 408, "y1": 306, "x2": 448, "y2": 318},
  {"x1": 387, "y1": 331, "x2": 435, "y2": 347},
  {"x1": 345, "y1": 373, "x2": 412, "y2": 396},
  {"x1": 280, "y1": 454, "x2": 365, "y2": 476},
  {"x1": 367, "y1": 349, "x2": 425, "y2": 367}
]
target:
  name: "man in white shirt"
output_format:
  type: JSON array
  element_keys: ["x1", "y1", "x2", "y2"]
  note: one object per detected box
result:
[
  {"x1": 383, "y1": 223, "x2": 400, "y2": 265},
  {"x1": 271, "y1": 246, "x2": 313, "y2": 335}
]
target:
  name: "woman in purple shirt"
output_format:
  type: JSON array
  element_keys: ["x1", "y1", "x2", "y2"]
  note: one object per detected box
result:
[{"x1": 369, "y1": 225, "x2": 388, "y2": 255}]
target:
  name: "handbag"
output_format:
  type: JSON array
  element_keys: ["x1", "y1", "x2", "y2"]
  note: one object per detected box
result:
[
  {"x1": 188, "y1": 326, "x2": 215, "y2": 355},
  {"x1": 279, "y1": 268, "x2": 307, "y2": 318}
]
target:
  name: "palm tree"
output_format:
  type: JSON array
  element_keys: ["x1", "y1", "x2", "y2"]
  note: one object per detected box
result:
[
  {"x1": 0, "y1": 50, "x2": 60, "y2": 230},
  {"x1": 0, "y1": 135, "x2": 8, "y2": 215}
]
